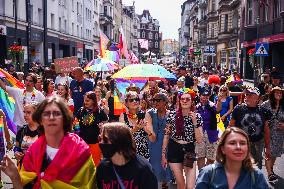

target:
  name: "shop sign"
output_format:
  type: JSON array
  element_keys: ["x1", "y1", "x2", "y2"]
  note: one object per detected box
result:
[
  {"x1": 54, "y1": 56, "x2": 79, "y2": 73},
  {"x1": 204, "y1": 46, "x2": 216, "y2": 56},
  {"x1": 30, "y1": 30, "x2": 42, "y2": 42}
]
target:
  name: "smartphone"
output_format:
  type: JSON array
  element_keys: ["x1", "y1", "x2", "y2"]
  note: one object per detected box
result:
[{"x1": 137, "y1": 112, "x2": 145, "y2": 124}]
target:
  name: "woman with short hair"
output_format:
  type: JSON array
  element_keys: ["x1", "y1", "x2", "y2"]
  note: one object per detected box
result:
[
  {"x1": 96, "y1": 122, "x2": 158, "y2": 189},
  {"x1": 195, "y1": 127, "x2": 269, "y2": 189},
  {"x1": 0, "y1": 96, "x2": 96, "y2": 189}
]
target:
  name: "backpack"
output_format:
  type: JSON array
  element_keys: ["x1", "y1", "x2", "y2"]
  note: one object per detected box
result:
[{"x1": 209, "y1": 164, "x2": 255, "y2": 187}]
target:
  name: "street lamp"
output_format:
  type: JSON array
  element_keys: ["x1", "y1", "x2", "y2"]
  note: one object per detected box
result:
[{"x1": 254, "y1": 8, "x2": 260, "y2": 86}]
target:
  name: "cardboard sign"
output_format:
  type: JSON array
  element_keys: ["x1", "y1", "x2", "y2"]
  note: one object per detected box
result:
[{"x1": 54, "y1": 56, "x2": 79, "y2": 73}]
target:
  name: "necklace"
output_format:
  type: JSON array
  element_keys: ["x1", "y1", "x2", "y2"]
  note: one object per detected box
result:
[
  {"x1": 23, "y1": 89, "x2": 36, "y2": 106},
  {"x1": 127, "y1": 112, "x2": 137, "y2": 119}
]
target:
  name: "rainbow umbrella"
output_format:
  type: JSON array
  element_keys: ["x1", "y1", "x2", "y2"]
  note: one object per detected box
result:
[
  {"x1": 112, "y1": 64, "x2": 176, "y2": 80},
  {"x1": 85, "y1": 58, "x2": 120, "y2": 72}
]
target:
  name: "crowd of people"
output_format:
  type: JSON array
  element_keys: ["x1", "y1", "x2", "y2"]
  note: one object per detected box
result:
[{"x1": 0, "y1": 62, "x2": 282, "y2": 189}]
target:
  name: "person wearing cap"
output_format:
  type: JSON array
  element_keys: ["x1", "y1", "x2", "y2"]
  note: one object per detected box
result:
[
  {"x1": 177, "y1": 65, "x2": 194, "y2": 89},
  {"x1": 270, "y1": 72, "x2": 282, "y2": 87},
  {"x1": 261, "y1": 86, "x2": 284, "y2": 183},
  {"x1": 195, "y1": 89, "x2": 218, "y2": 170},
  {"x1": 229, "y1": 87, "x2": 271, "y2": 170}
]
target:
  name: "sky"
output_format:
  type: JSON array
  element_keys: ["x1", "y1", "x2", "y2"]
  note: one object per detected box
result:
[{"x1": 123, "y1": 0, "x2": 185, "y2": 40}]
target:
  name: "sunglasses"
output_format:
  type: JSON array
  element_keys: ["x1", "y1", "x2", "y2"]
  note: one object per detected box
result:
[
  {"x1": 221, "y1": 89, "x2": 227, "y2": 92},
  {"x1": 127, "y1": 97, "x2": 140, "y2": 103},
  {"x1": 180, "y1": 97, "x2": 191, "y2": 102},
  {"x1": 153, "y1": 98, "x2": 163, "y2": 102}
]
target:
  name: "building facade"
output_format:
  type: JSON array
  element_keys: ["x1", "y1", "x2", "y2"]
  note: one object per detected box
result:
[
  {"x1": 137, "y1": 10, "x2": 160, "y2": 56},
  {"x1": 240, "y1": 0, "x2": 284, "y2": 81},
  {"x1": 99, "y1": 0, "x2": 114, "y2": 40},
  {"x1": 0, "y1": 0, "x2": 97, "y2": 69},
  {"x1": 161, "y1": 39, "x2": 179, "y2": 55}
]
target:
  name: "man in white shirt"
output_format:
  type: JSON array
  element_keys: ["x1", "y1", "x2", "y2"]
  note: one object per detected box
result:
[
  {"x1": 0, "y1": 73, "x2": 45, "y2": 130},
  {"x1": 54, "y1": 73, "x2": 72, "y2": 87}
]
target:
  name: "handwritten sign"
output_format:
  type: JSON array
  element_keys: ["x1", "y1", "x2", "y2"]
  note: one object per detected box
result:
[{"x1": 54, "y1": 56, "x2": 79, "y2": 73}]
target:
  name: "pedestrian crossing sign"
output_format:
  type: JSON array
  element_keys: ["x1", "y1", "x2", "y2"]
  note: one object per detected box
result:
[{"x1": 255, "y1": 43, "x2": 269, "y2": 56}]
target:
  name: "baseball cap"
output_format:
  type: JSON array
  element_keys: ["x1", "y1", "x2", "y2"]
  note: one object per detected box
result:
[
  {"x1": 200, "y1": 89, "x2": 211, "y2": 96},
  {"x1": 245, "y1": 87, "x2": 260, "y2": 96}
]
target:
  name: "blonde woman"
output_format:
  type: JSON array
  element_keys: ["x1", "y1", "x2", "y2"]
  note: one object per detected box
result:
[
  {"x1": 196, "y1": 127, "x2": 269, "y2": 189},
  {"x1": 215, "y1": 85, "x2": 233, "y2": 128}
]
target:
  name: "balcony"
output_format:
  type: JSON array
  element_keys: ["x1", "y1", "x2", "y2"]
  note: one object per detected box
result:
[
  {"x1": 244, "y1": 26, "x2": 257, "y2": 41},
  {"x1": 218, "y1": 0, "x2": 230, "y2": 11},
  {"x1": 218, "y1": 28, "x2": 238, "y2": 42},
  {"x1": 99, "y1": 13, "x2": 113, "y2": 25},
  {"x1": 207, "y1": 11, "x2": 218, "y2": 21},
  {"x1": 198, "y1": 16, "x2": 207, "y2": 29}
]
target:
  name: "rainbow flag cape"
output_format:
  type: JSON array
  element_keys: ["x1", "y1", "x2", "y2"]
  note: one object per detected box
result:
[
  {"x1": 0, "y1": 68, "x2": 24, "y2": 134},
  {"x1": 0, "y1": 89, "x2": 17, "y2": 134},
  {"x1": 20, "y1": 133, "x2": 96, "y2": 189}
]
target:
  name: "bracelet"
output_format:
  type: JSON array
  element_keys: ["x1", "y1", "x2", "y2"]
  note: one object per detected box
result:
[
  {"x1": 162, "y1": 149, "x2": 166, "y2": 154},
  {"x1": 148, "y1": 132, "x2": 153, "y2": 137}
]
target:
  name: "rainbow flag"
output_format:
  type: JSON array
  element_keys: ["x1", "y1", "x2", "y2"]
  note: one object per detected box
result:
[
  {"x1": 20, "y1": 133, "x2": 96, "y2": 188},
  {"x1": 0, "y1": 89, "x2": 17, "y2": 134},
  {"x1": 0, "y1": 68, "x2": 25, "y2": 88}
]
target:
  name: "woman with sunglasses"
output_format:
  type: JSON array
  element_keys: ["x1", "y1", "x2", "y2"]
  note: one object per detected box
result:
[
  {"x1": 119, "y1": 91, "x2": 156, "y2": 160},
  {"x1": 96, "y1": 122, "x2": 158, "y2": 189},
  {"x1": 76, "y1": 91, "x2": 108, "y2": 166},
  {"x1": 57, "y1": 83, "x2": 74, "y2": 113},
  {"x1": 0, "y1": 96, "x2": 96, "y2": 188},
  {"x1": 162, "y1": 88, "x2": 203, "y2": 189},
  {"x1": 216, "y1": 85, "x2": 233, "y2": 128}
]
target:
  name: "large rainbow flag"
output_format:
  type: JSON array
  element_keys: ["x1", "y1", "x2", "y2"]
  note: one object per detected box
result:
[
  {"x1": 0, "y1": 68, "x2": 24, "y2": 134},
  {"x1": 20, "y1": 133, "x2": 95, "y2": 188}
]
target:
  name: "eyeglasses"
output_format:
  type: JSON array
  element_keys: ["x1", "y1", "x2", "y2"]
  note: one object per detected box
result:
[
  {"x1": 127, "y1": 97, "x2": 140, "y2": 103},
  {"x1": 153, "y1": 98, "x2": 163, "y2": 102},
  {"x1": 180, "y1": 97, "x2": 191, "y2": 102},
  {"x1": 42, "y1": 111, "x2": 63, "y2": 119}
]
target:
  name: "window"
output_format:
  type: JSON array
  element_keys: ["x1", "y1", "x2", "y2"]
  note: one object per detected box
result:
[
  {"x1": 149, "y1": 24, "x2": 152, "y2": 30},
  {"x1": 38, "y1": 8, "x2": 43, "y2": 26},
  {"x1": 59, "y1": 17, "x2": 62, "y2": 31},
  {"x1": 142, "y1": 31, "x2": 145, "y2": 38},
  {"x1": 274, "y1": 0, "x2": 280, "y2": 18},
  {"x1": 247, "y1": 0, "x2": 253, "y2": 25},
  {"x1": 212, "y1": 0, "x2": 216, "y2": 11},
  {"x1": 155, "y1": 41, "x2": 159, "y2": 48},
  {"x1": 77, "y1": 2, "x2": 79, "y2": 14},
  {"x1": 224, "y1": 14, "x2": 228, "y2": 32},
  {"x1": 51, "y1": 13, "x2": 55, "y2": 29},
  {"x1": 263, "y1": 0, "x2": 269, "y2": 22},
  {"x1": 149, "y1": 32, "x2": 152, "y2": 39},
  {"x1": 30, "y1": 5, "x2": 33, "y2": 24},
  {"x1": 64, "y1": 20, "x2": 67, "y2": 33},
  {"x1": 211, "y1": 23, "x2": 214, "y2": 37},
  {"x1": 77, "y1": 25, "x2": 79, "y2": 36},
  {"x1": 72, "y1": 23, "x2": 74, "y2": 35},
  {"x1": 220, "y1": 50, "x2": 227, "y2": 69},
  {"x1": 104, "y1": 6, "x2": 107, "y2": 15},
  {"x1": 141, "y1": 24, "x2": 145, "y2": 29},
  {"x1": 155, "y1": 33, "x2": 158, "y2": 40}
]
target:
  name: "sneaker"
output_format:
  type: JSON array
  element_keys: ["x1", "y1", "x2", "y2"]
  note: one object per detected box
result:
[{"x1": 268, "y1": 173, "x2": 278, "y2": 183}]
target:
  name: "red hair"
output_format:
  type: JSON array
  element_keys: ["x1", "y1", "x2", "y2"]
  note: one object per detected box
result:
[{"x1": 208, "y1": 75, "x2": 221, "y2": 85}]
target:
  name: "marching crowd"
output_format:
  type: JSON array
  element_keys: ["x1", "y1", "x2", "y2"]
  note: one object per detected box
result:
[{"x1": 0, "y1": 62, "x2": 283, "y2": 189}]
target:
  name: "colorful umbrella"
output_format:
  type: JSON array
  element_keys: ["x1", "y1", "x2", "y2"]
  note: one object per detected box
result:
[
  {"x1": 85, "y1": 58, "x2": 120, "y2": 72},
  {"x1": 112, "y1": 64, "x2": 176, "y2": 80}
]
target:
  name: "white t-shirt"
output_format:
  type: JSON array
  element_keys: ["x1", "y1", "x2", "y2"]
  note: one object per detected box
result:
[
  {"x1": 46, "y1": 145, "x2": 59, "y2": 160},
  {"x1": 55, "y1": 75, "x2": 73, "y2": 86},
  {"x1": 6, "y1": 86, "x2": 45, "y2": 127}
]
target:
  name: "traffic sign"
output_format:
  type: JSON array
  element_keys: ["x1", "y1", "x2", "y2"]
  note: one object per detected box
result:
[{"x1": 255, "y1": 43, "x2": 269, "y2": 56}]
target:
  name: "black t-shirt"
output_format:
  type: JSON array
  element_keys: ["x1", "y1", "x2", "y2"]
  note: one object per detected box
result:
[
  {"x1": 16, "y1": 125, "x2": 40, "y2": 153},
  {"x1": 96, "y1": 155, "x2": 158, "y2": 189},
  {"x1": 76, "y1": 108, "x2": 108, "y2": 144},
  {"x1": 231, "y1": 104, "x2": 271, "y2": 142},
  {"x1": 185, "y1": 75, "x2": 194, "y2": 88}
]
